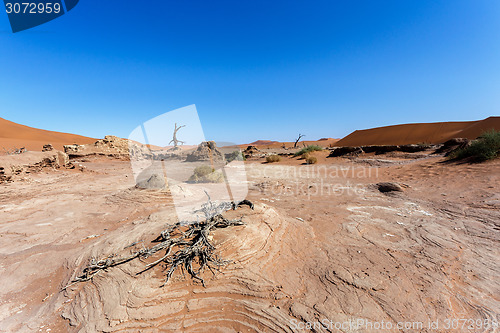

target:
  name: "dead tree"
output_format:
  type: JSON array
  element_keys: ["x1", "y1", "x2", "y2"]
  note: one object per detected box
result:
[
  {"x1": 2, "y1": 146, "x2": 26, "y2": 155},
  {"x1": 63, "y1": 196, "x2": 253, "y2": 290},
  {"x1": 169, "y1": 123, "x2": 186, "y2": 148},
  {"x1": 293, "y1": 134, "x2": 305, "y2": 148}
]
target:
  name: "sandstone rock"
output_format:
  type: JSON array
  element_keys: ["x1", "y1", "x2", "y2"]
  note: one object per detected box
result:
[
  {"x1": 185, "y1": 141, "x2": 224, "y2": 162},
  {"x1": 33, "y1": 151, "x2": 70, "y2": 169},
  {"x1": 64, "y1": 136, "x2": 130, "y2": 158},
  {"x1": 42, "y1": 144, "x2": 54, "y2": 152},
  {"x1": 63, "y1": 144, "x2": 85, "y2": 155},
  {"x1": 56, "y1": 151, "x2": 69, "y2": 167},
  {"x1": 243, "y1": 145, "x2": 261, "y2": 159}
]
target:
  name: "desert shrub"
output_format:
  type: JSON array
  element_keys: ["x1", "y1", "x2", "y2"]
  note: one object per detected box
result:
[
  {"x1": 225, "y1": 150, "x2": 245, "y2": 162},
  {"x1": 266, "y1": 155, "x2": 281, "y2": 163},
  {"x1": 294, "y1": 145, "x2": 323, "y2": 156},
  {"x1": 306, "y1": 156, "x2": 317, "y2": 164},
  {"x1": 188, "y1": 165, "x2": 224, "y2": 183},
  {"x1": 192, "y1": 165, "x2": 213, "y2": 177},
  {"x1": 450, "y1": 130, "x2": 500, "y2": 162}
]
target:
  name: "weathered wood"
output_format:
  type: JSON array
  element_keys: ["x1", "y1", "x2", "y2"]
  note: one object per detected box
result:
[
  {"x1": 169, "y1": 123, "x2": 186, "y2": 148},
  {"x1": 294, "y1": 134, "x2": 305, "y2": 148},
  {"x1": 63, "y1": 198, "x2": 252, "y2": 290}
]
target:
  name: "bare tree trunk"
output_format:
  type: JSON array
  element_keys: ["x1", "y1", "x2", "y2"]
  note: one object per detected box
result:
[
  {"x1": 169, "y1": 123, "x2": 186, "y2": 148},
  {"x1": 294, "y1": 134, "x2": 305, "y2": 148}
]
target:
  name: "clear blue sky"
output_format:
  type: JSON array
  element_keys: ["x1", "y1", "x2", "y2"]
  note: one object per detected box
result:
[{"x1": 1, "y1": 0, "x2": 499, "y2": 143}]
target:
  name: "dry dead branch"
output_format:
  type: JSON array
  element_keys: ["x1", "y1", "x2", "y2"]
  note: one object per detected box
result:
[
  {"x1": 294, "y1": 134, "x2": 305, "y2": 148},
  {"x1": 169, "y1": 123, "x2": 186, "y2": 148},
  {"x1": 63, "y1": 197, "x2": 252, "y2": 290}
]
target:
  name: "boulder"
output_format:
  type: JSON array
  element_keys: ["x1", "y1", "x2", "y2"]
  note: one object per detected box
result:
[
  {"x1": 185, "y1": 141, "x2": 224, "y2": 162},
  {"x1": 56, "y1": 151, "x2": 70, "y2": 167}
]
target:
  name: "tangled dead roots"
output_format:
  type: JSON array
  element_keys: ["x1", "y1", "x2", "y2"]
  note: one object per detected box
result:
[{"x1": 63, "y1": 196, "x2": 253, "y2": 290}]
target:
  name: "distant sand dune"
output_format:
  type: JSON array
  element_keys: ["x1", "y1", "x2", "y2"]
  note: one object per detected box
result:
[
  {"x1": 335, "y1": 116, "x2": 500, "y2": 147},
  {"x1": 0, "y1": 117, "x2": 96, "y2": 151},
  {"x1": 2, "y1": 116, "x2": 499, "y2": 152}
]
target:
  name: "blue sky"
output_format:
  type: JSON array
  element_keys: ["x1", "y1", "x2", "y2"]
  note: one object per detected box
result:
[{"x1": 1, "y1": 0, "x2": 499, "y2": 143}]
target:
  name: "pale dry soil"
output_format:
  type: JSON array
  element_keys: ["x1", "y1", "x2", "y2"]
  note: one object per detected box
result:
[{"x1": 0, "y1": 154, "x2": 499, "y2": 332}]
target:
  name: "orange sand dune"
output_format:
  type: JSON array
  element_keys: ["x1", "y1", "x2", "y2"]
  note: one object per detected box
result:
[
  {"x1": 335, "y1": 117, "x2": 500, "y2": 147},
  {"x1": 0, "y1": 117, "x2": 96, "y2": 151}
]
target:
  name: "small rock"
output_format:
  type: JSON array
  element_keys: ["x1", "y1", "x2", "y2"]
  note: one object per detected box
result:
[
  {"x1": 377, "y1": 182, "x2": 403, "y2": 193},
  {"x1": 42, "y1": 144, "x2": 54, "y2": 152}
]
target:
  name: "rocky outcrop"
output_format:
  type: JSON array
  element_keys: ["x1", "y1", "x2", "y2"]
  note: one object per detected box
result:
[
  {"x1": 34, "y1": 151, "x2": 70, "y2": 169},
  {"x1": 64, "y1": 136, "x2": 130, "y2": 158},
  {"x1": 0, "y1": 150, "x2": 70, "y2": 182},
  {"x1": 243, "y1": 145, "x2": 262, "y2": 159},
  {"x1": 185, "y1": 141, "x2": 224, "y2": 162}
]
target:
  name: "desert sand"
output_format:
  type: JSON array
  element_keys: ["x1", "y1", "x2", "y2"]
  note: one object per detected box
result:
[
  {"x1": 334, "y1": 117, "x2": 500, "y2": 147},
  {"x1": 0, "y1": 117, "x2": 95, "y2": 152},
  {"x1": 0, "y1": 118, "x2": 499, "y2": 332}
]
